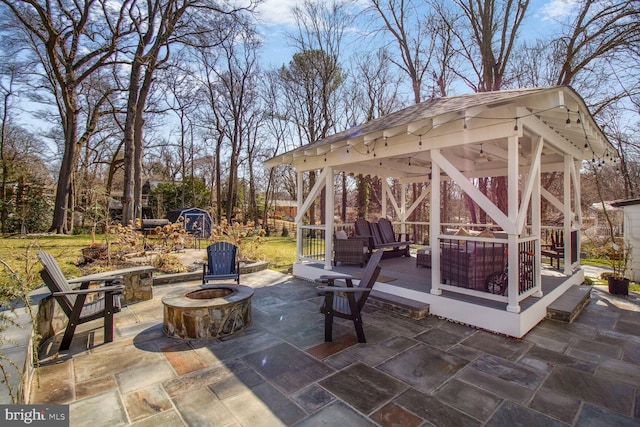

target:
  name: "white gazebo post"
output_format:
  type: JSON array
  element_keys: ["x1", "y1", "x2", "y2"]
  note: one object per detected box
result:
[
  {"x1": 507, "y1": 135, "x2": 521, "y2": 313},
  {"x1": 532, "y1": 136, "x2": 543, "y2": 297},
  {"x1": 324, "y1": 166, "x2": 334, "y2": 270},
  {"x1": 430, "y1": 155, "x2": 442, "y2": 295},
  {"x1": 296, "y1": 171, "x2": 303, "y2": 262},
  {"x1": 400, "y1": 185, "x2": 407, "y2": 237},
  {"x1": 382, "y1": 178, "x2": 388, "y2": 219},
  {"x1": 564, "y1": 154, "x2": 572, "y2": 276}
]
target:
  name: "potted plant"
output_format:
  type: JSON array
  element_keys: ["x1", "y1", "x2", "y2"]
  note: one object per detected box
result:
[{"x1": 606, "y1": 242, "x2": 630, "y2": 296}]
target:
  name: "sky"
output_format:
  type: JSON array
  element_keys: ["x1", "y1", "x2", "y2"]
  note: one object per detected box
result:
[
  {"x1": 253, "y1": 0, "x2": 580, "y2": 69},
  {"x1": 11, "y1": 0, "x2": 584, "y2": 155}
]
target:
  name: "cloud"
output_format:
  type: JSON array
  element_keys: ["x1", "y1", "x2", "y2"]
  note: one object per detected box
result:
[
  {"x1": 255, "y1": 0, "x2": 300, "y2": 26},
  {"x1": 539, "y1": 0, "x2": 579, "y2": 21}
]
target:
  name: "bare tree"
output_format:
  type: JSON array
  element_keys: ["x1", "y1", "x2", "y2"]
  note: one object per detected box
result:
[
  {"x1": 260, "y1": 70, "x2": 294, "y2": 230},
  {"x1": 367, "y1": 0, "x2": 439, "y2": 104},
  {"x1": 0, "y1": 65, "x2": 17, "y2": 232},
  {"x1": 554, "y1": 0, "x2": 640, "y2": 88},
  {"x1": 280, "y1": 0, "x2": 349, "y2": 225},
  {"x1": 162, "y1": 57, "x2": 200, "y2": 208},
  {"x1": 119, "y1": 0, "x2": 256, "y2": 225},
  {"x1": 1, "y1": 0, "x2": 130, "y2": 233},
  {"x1": 449, "y1": 0, "x2": 530, "y2": 92},
  {"x1": 193, "y1": 15, "x2": 261, "y2": 222},
  {"x1": 442, "y1": 0, "x2": 530, "y2": 220}
]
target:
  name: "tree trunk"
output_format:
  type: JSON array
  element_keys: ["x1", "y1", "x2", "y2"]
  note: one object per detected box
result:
[
  {"x1": 215, "y1": 137, "x2": 223, "y2": 221},
  {"x1": 133, "y1": 65, "x2": 154, "y2": 223},
  {"x1": 50, "y1": 108, "x2": 78, "y2": 233},
  {"x1": 121, "y1": 58, "x2": 141, "y2": 226}
]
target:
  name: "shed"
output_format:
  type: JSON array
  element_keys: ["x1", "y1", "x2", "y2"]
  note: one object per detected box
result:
[
  {"x1": 610, "y1": 198, "x2": 640, "y2": 282},
  {"x1": 167, "y1": 208, "x2": 212, "y2": 238}
]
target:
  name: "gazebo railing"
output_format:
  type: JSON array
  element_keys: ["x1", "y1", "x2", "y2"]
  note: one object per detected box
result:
[
  {"x1": 299, "y1": 225, "x2": 326, "y2": 262},
  {"x1": 438, "y1": 234, "x2": 538, "y2": 300}
]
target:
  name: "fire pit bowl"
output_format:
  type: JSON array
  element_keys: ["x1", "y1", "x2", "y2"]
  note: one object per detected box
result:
[{"x1": 162, "y1": 285, "x2": 253, "y2": 340}]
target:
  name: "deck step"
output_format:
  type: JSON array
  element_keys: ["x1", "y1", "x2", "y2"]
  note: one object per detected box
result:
[
  {"x1": 546, "y1": 285, "x2": 591, "y2": 323},
  {"x1": 367, "y1": 290, "x2": 430, "y2": 320}
]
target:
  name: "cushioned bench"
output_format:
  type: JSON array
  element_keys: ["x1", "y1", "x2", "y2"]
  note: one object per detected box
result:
[{"x1": 355, "y1": 218, "x2": 411, "y2": 258}]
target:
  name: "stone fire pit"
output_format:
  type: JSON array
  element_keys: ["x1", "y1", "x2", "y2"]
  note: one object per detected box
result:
[{"x1": 162, "y1": 285, "x2": 253, "y2": 340}]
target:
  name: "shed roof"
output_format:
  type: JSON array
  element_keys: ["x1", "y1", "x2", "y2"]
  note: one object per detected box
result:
[{"x1": 611, "y1": 199, "x2": 640, "y2": 208}]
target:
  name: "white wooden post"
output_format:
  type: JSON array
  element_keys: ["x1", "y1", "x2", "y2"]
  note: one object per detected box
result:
[
  {"x1": 382, "y1": 178, "x2": 388, "y2": 219},
  {"x1": 532, "y1": 136, "x2": 543, "y2": 297},
  {"x1": 401, "y1": 184, "x2": 407, "y2": 236},
  {"x1": 430, "y1": 153, "x2": 442, "y2": 295},
  {"x1": 507, "y1": 135, "x2": 521, "y2": 313},
  {"x1": 324, "y1": 166, "x2": 334, "y2": 270},
  {"x1": 564, "y1": 155, "x2": 572, "y2": 275},
  {"x1": 296, "y1": 171, "x2": 303, "y2": 263},
  {"x1": 574, "y1": 159, "x2": 582, "y2": 268}
]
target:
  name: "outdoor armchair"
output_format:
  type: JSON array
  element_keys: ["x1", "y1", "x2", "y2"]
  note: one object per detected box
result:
[
  {"x1": 37, "y1": 251, "x2": 124, "y2": 351},
  {"x1": 316, "y1": 250, "x2": 383, "y2": 343},
  {"x1": 203, "y1": 242, "x2": 240, "y2": 284}
]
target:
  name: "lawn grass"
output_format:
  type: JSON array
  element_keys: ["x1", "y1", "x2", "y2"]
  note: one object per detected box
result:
[
  {"x1": 0, "y1": 234, "x2": 298, "y2": 283},
  {"x1": 0, "y1": 235, "x2": 94, "y2": 279},
  {"x1": 3, "y1": 235, "x2": 638, "y2": 292},
  {"x1": 253, "y1": 236, "x2": 296, "y2": 271}
]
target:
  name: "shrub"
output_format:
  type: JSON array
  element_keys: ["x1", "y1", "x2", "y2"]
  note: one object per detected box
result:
[
  {"x1": 152, "y1": 253, "x2": 188, "y2": 273},
  {"x1": 212, "y1": 219, "x2": 266, "y2": 261},
  {"x1": 0, "y1": 249, "x2": 39, "y2": 403}
]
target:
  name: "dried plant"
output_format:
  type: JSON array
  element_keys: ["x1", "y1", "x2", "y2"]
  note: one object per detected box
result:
[
  {"x1": 0, "y1": 246, "x2": 40, "y2": 403},
  {"x1": 154, "y1": 216, "x2": 192, "y2": 252},
  {"x1": 109, "y1": 219, "x2": 144, "y2": 259},
  {"x1": 212, "y1": 219, "x2": 266, "y2": 261}
]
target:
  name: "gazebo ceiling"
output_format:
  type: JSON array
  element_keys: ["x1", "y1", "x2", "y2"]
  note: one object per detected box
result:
[{"x1": 266, "y1": 86, "x2": 615, "y2": 182}]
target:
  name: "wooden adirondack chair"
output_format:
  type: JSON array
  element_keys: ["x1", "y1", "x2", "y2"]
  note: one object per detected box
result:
[
  {"x1": 376, "y1": 218, "x2": 411, "y2": 257},
  {"x1": 37, "y1": 251, "x2": 124, "y2": 351},
  {"x1": 203, "y1": 242, "x2": 240, "y2": 284},
  {"x1": 315, "y1": 250, "x2": 384, "y2": 343}
]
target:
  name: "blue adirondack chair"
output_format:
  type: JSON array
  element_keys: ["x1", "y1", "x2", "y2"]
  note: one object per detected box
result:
[{"x1": 203, "y1": 242, "x2": 240, "y2": 284}]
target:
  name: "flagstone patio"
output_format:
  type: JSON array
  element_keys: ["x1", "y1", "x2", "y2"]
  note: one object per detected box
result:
[{"x1": 29, "y1": 269, "x2": 640, "y2": 426}]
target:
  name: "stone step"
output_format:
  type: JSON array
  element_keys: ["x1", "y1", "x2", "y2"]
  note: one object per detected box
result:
[
  {"x1": 546, "y1": 285, "x2": 591, "y2": 323},
  {"x1": 367, "y1": 290, "x2": 430, "y2": 320}
]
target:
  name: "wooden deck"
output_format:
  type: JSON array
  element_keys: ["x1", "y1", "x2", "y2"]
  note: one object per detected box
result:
[{"x1": 296, "y1": 253, "x2": 584, "y2": 337}]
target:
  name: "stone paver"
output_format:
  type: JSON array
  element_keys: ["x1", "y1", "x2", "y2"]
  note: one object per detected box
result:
[
  {"x1": 24, "y1": 274, "x2": 640, "y2": 426},
  {"x1": 319, "y1": 362, "x2": 407, "y2": 414}
]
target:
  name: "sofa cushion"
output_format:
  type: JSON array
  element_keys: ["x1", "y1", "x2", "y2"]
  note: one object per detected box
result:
[{"x1": 335, "y1": 230, "x2": 348, "y2": 240}]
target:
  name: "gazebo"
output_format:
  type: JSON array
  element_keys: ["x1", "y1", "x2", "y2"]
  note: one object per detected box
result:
[{"x1": 265, "y1": 86, "x2": 614, "y2": 337}]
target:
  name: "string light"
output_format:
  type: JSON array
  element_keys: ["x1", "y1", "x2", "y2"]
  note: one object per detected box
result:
[{"x1": 291, "y1": 104, "x2": 610, "y2": 168}]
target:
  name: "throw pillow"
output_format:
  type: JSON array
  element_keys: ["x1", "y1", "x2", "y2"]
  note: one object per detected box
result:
[
  {"x1": 335, "y1": 230, "x2": 348, "y2": 240},
  {"x1": 454, "y1": 228, "x2": 470, "y2": 236}
]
